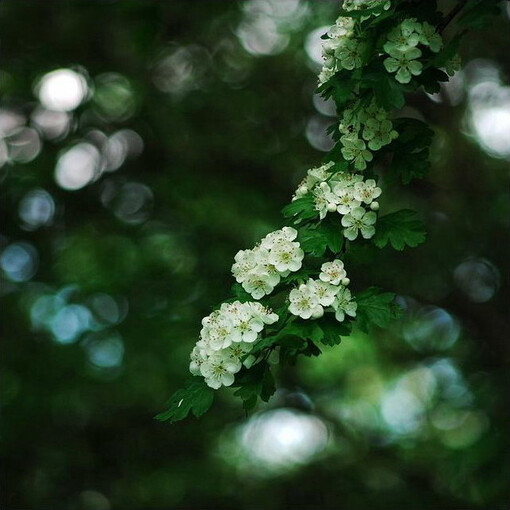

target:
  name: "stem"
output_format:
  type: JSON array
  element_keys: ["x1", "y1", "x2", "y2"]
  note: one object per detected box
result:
[{"x1": 438, "y1": 1, "x2": 468, "y2": 34}]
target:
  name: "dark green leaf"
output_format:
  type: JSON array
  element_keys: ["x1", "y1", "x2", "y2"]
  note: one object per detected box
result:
[
  {"x1": 156, "y1": 379, "x2": 214, "y2": 423},
  {"x1": 282, "y1": 196, "x2": 317, "y2": 222},
  {"x1": 319, "y1": 316, "x2": 352, "y2": 346},
  {"x1": 374, "y1": 209, "x2": 426, "y2": 251},
  {"x1": 356, "y1": 287, "x2": 402, "y2": 332},
  {"x1": 365, "y1": 71, "x2": 405, "y2": 110},
  {"x1": 233, "y1": 362, "x2": 275, "y2": 410}
]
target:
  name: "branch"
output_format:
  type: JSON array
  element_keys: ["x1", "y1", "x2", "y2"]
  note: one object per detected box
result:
[{"x1": 438, "y1": 1, "x2": 468, "y2": 34}]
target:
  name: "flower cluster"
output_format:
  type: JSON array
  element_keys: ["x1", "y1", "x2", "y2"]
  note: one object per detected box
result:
[
  {"x1": 232, "y1": 227, "x2": 304, "y2": 299},
  {"x1": 383, "y1": 19, "x2": 443, "y2": 83},
  {"x1": 319, "y1": 16, "x2": 365, "y2": 84},
  {"x1": 294, "y1": 163, "x2": 381, "y2": 241},
  {"x1": 190, "y1": 301, "x2": 279, "y2": 389},
  {"x1": 288, "y1": 259, "x2": 357, "y2": 322},
  {"x1": 342, "y1": 0, "x2": 391, "y2": 15},
  {"x1": 338, "y1": 99, "x2": 399, "y2": 169}
]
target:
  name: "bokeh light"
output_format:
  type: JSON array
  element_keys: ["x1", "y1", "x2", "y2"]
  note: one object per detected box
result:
[
  {"x1": 55, "y1": 142, "x2": 101, "y2": 190},
  {"x1": 18, "y1": 188, "x2": 55, "y2": 230},
  {"x1": 0, "y1": 241, "x2": 38, "y2": 282},
  {"x1": 231, "y1": 408, "x2": 329, "y2": 473},
  {"x1": 453, "y1": 257, "x2": 500, "y2": 302},
  {"x1": 36, "y1": 68, "x2": 88, "y2": 112}
]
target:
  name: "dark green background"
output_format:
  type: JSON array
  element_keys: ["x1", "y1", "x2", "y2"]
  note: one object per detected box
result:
[{"x1": 1, "y1": 1, "x2": 509, "y2": 509}]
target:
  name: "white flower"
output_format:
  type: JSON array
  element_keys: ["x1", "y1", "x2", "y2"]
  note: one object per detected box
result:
[
  {"x1": 335, "y1": 39, "x2": 366, "y2": 70},
  {"x1": 352, "y1": 179, "x2": 382, "y2": 205},
  {"x1": 333, "y1": 183, "x2": 361, "y2": 214},
  {"x1": 343, "y1": 0, "x2": 391, "y2": 15},
  {"x1": 313, "y1": 183, "x2": 338, "y2": 219},
  {"x1": 200, "y1": 352, "x2": 240, "y2": 389},
  {"x1": 231, "y1": 228, "x2": 304, "y2": 299},
  {"x1": 248, "y1": 302, "x2": 279, "y2": 325},
  {"x1": 333, "y1": 287, "x2": 357, "y2": 322},
  {"x1": 384, "y1": 27, "x2": 420, "y2": 53},
  {"x1": 384, "y1": 47, "x2": 423, "y2": 84},
  {"x1": 289, "y1": 284, "x2": 322, "y2": 320},
  {"x1": 261, "y1": 227, "x2": 298, "y2": 249},
  {"x1": 340, "y1": 136, "x2": 373, "y2": 171},
  {"x1": 310, "y1": 279, "x2": 339, "y2": 307},
  {"x1": 268, "y1": 240, "x2": 304, "y2": 273},
  {"x1": 231, "y1": 249, "x2": 258, "y2": 283},
  {"x1": 206, "y1": 315, "x2": 240, "y2": 351},
  {"x1": 419, "y1": 22, "x2": 442, "y2": 53},
  {"x1": 341, "y1": 206, "x2": 377, "y2": 240},
  {"x1": 228, "y1": 307, "x2": 264, "y2": 343},
  {"x1": 189, "y1": 345, "x2": 206, "y2": 376},
  {"x1": 242, "y1": 271, "x2": 280, "y2": 299},
  {"x1": 320, "y1": 259, "x2": 347, "y2": 285}
]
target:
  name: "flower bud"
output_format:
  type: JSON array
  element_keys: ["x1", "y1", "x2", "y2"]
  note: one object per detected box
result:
[
  {"x1": 370, "y1": 201, "x2": 379, "y2": 211},
  {"x1": 327, "y1": 202, "x2": 337, "y2": 212},
  {"x1": 341, "y1": 277, "x2": 350, "y2": 286},
  {"x1": 298, "y1": 185, "x2": 308, "y2": 195},
  {"x1": 319, "y1": 181, "x2": 329, "y2": 190}
]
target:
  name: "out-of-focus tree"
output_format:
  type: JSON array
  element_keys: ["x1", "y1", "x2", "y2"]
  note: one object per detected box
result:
[{"x1": 0, "y1": 1, "x2": 509, "y2": 509}]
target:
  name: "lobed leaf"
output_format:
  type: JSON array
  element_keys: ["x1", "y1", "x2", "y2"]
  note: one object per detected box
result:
[
  {"x1": 156, "y1": 379, "x2": 214, "y2": 423},
  {"x1": 356, "y1": 287, "x2": 402, "y2": 332},
  {"x1": 373, "y1": 209, "x2": 427, "y2": 251}
]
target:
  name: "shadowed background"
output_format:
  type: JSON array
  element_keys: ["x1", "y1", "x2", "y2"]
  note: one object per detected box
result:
[{"x1": 1, "y1": 1, "x2": 509, "y2": 509}]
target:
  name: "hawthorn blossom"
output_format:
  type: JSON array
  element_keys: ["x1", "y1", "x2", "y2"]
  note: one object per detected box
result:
[
  {"x1": 332, "y1": 287, "x2": 358, "y2": 322},
  {"x1": 232, "y1": 228, "x2": 304, "y2": 299},
  {"x1": 340, "y1": 136, "x2": 373, "y2": 171},
  {"x1": 319, "y1": 259, "x2": 347, "y2": 285},
  {"x1": 352, "y1": 179, "x2": 382, "y2": 205},
  {"x1": 289, "y1": 283, "x2": 323, "y2": 319},
  {"x1": 384, "y1": 47, "x2": 423, "y2": 84},
  {"x1": 341, "y1": 206, "x2": 377, "y2": 240},
  {"x1": 190, "y1": 301, "x2": 279, "y2": 388}
]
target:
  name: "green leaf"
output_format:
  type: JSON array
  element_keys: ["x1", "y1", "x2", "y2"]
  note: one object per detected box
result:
[
  {"x1": 389, "y1": 149, "x2": 430, "y2": 184},
  {"x1": 365, "y1": 71, "x2": 405, "y2": 110},
  {"x1": 431, "y1": 32, "x2": 465, "y2": 69},
  {"x1": 418, "y1": 67, "x2": 449, "y2": 94},
  {"x1": 319, "y1": 316, "x2": 352, "y2": 346},
  {"x1": 298, "y1": 221, "x2": 344, "y2": 257},
  {"x1": 298, "y1": 226, "x2": 327, "y2": 257},
  {"x1": 321, "y1": 221, "x2": 344, "y2": 253},
  {"x1": 282, "y1": 196, "x2": 317, "y2": 222},
  {"x1": 229, "y1": 283, "x2": 253, "y2": 302},
  {"x1": 386, "y1": 119, "x2": 434, "y2": 183},
  {"x1": 156, "y1": 379, "x2": 214, "y2": 423},
  {"x1": 393, "y1": 118, "x2": 434, "y2": 149},
  {"x1": 356, "y1": 287, "x2": 402, "y2": 332},
  {"x1": 374, "y1": 209, "x2": 426, "y2": 251},
  {"x1": 233, "y1": 362, "x2": 275, "y2": 411}
]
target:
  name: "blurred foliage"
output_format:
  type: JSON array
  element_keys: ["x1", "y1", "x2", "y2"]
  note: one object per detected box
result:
[{"x1": 1, "y1": 1, "x2": 509, "y2": 509}]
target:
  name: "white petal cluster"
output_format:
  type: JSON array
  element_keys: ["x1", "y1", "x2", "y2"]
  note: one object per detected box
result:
[
  {"x1": 190, "y1": 301, "x2": 279, "y2": 389},
  {"x1": 342, "y1": 0, "x2": 391, "y2": 15},
  {"x1": 319, "y1": 16, "x2": 364, "y2": 84},
  {"x1": 288, "y1": 259, "x2": 356, "y2": 322},
  {"x1": 339, "y1": 99, "x2": 399, "y2": 170},
  {"x1": 383, "y1": 19, "x2": 442, "y2": 84},
  {"x1": 232, "y1": 227, "x2": 304, "y2": 299},
  {"x1": 293, "y1": 162, "x2": 381, "y2": 241}
]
